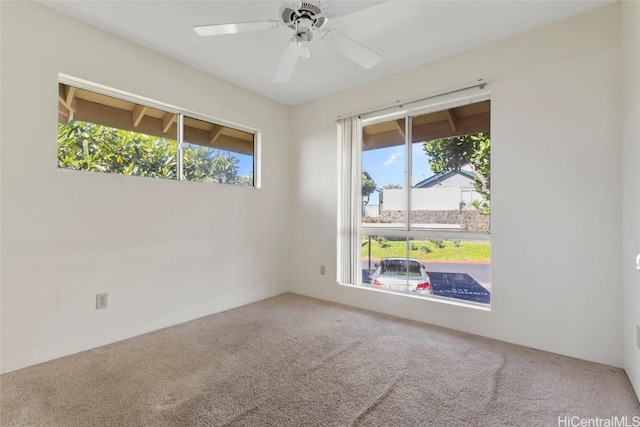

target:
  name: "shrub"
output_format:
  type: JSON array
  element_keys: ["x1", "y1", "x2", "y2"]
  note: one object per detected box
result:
[
  {"x1": 429, "y1": 238, "x2": 445, "y2": 249},
  {"x1": 374, "y1": 236, "x2": 390, "y2": 249},
  {"x1": 420, "y1": 244, "x2": 432, "y2": 254}
]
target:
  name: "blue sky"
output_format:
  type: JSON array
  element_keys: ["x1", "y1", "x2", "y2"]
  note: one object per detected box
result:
[
  {"x1": 363, "y1": 143, "x2": 435, "y2": 205},
  {"x1": 236, "y1": 153, "x2": 253, "y2": 177}
]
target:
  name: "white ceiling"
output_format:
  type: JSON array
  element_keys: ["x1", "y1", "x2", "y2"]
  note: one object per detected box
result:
[{"x1": 41, "y1": 0, "x2": 614, "y2": 106}]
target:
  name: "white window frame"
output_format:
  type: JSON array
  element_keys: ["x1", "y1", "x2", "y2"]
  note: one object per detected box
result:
[
  {"x1": 58, "y1": 74, "x2": 261, "y2": 188},
  {"x1": 338, "y1": 86, "x2": 491, "y2": 308}
]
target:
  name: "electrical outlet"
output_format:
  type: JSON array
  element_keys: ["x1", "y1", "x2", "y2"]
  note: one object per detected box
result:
[
  {"x1": 96, "y1": 293, "x2": 108, "y2": 310},
  {"x1": 636, "y1": 325, "x2": 640, "y2": 351},
  {"x1": 320, "y1": 265, "x2": 326, "y2": 276}
]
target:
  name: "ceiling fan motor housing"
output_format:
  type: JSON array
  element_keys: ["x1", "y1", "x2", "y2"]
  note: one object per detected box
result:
[{"x1": 281, "y1": 2, "x2": 326, "y2": 33}]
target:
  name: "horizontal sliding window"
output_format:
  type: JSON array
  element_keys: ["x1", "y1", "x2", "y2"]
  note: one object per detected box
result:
[
  {"x1": 183, "y1": 116, "x2": 254, "y2": 185},
  {"x1": 57, "y1": 82, "x2": 256, "y2": 186},
  {"x1": 340, "y1": 94, "x2": 491, "y2": 307}
]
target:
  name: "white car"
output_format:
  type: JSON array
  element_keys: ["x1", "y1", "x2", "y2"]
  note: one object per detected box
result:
[{"x1": 370, "y1": 258, "x2": 432, "y2": 294}]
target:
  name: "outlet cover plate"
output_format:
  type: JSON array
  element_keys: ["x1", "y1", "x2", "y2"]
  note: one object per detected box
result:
[{"x1": 96, "y1": 293, "x2": 108, "y2": 310}]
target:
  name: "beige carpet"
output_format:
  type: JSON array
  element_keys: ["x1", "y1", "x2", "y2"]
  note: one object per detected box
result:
[{"x1": 1, "y1": 293, "x2": 638, "y2": 426}]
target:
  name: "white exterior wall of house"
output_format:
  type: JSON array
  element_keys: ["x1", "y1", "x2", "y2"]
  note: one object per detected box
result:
[
  {"x1": 290, "y1": 5, "x2": 622, "y2": 367},
  {"x1": 384, "y1": 187, "x2": 462, "y2": 211},
  {"x1": 384, "y1": 172, "x2": 484, "y2": 211}
]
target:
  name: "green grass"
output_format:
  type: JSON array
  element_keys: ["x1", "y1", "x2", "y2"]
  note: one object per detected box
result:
[{"x1": 361, "y1": 239, "x2": 490, "y2": 262}]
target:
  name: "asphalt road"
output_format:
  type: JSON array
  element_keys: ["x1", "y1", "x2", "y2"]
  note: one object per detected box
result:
[
  {"x1": 361, "y1": 261, "x2": 491, "y2": 304},
  {"x1": 422, "y1": 262, "x2": 491, "y2": 286},
  {"x1": 362, "y1": 261, "x2": 490, "y2": 286}
]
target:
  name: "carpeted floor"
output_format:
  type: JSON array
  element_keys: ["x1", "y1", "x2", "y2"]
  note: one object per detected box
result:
[{"x1": 1, "y1": 293, "x2": 638, "y2": 426}]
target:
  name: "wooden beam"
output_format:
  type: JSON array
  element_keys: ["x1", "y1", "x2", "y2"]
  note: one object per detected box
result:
[
  {"x1": 445, "y1": 109, "x2": 457, "y2": 132},
  {"x1": 72, "y1": 99, "x2": 252, "y2": 155},
  {"x1": 362, "y1": 129, "x2": 404, "y2": 151},
  {"x1": 411, "y1": 112, "x2": 490, "y2": 143},
  {"x1": 74, "y1": 98, "x2": 168, "y2": 140},
  {"x1": 58, "y1": 104, "x2": 72, "y2": 123},
  {"x1": 65, "y1": 86, "x2": 76, "y2": 107},
  {"x1": 58, "y1": 85, "x2": 76, "y2": 113},
  {"x1": 58, "y1": 86, "x2": 76, "y2": 123},
  {"x1": 132, "y1": 104, "x2": 147, "y2": 128},
  {"x1": 363, "y1": 112, "x2": 490, "y2": 151},
  {"x1": 71, "y1": 98, "x2": 253, "y2": 155},
  {"x1": 209, "y1": 125, "x2": 224, "y2": 145},
  {"x1": 184, "y1": 125, "x2": 253, "y2": 155},
  {"x1": 394, "y1": 119, "x2": 406, "y2": 139},
  {"x1": 161, "y1": 113, "x2": 176, "y2": 134},
  {"x1": 58, "y1": 95, "x2": 76, "y2": 113}
]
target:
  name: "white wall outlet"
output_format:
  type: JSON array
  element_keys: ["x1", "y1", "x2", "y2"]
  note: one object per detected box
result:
[
  {"x1": 96, "y1": 293, "x2": 108, "y2": 310},
  {"x1": 320, "y1": 265, "x2": 326, "y2": 276}
]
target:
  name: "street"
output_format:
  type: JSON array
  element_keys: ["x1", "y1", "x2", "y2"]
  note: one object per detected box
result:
[
  {"x1": 362, "y1": 261, "x2": 491, "y2": 304},
  {"x1": 421, "y1": 262, "x2": 490, "y2": 289}
]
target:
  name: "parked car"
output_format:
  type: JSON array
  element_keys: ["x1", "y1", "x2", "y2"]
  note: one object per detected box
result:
[{"x1": 370, "y1": 258, "x2": 432, "y2": 294}]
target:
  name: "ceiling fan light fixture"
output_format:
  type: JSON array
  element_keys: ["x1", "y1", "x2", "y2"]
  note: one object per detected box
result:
[{"x1": 299, "y1": 41, "x2": 311, "y2": 59}]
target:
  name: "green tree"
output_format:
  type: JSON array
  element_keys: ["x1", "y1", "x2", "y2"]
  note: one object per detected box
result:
[
  {"x1": 423, "y1": 132, "x2": 490, "y2": 199},
  {"x1": 362, "y1": 171, "x2": 377, "y2": 206},
  {"x1": 183, "y1": 145, "x2": 239, "y2": 183},
  {"x1": 58, "y1": 120, "x2": 178, "y2": 178},
  {"x1": 58, "y1": 120, "x2": 250, "y2": 185}
]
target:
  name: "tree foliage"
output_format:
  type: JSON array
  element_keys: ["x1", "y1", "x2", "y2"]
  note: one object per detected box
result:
[
  {"x1": 182, "y1": 144, "x2": 239, "y2": 184},
  {"x1": 423, "y1": 132, "x2": 490, "y2": 199},
  {"x1": 58, "y1": 121, "x2": 250, "y2": 185},
  {"x1": 362, "y1": 171, "x2": 377, "y2": 206}
]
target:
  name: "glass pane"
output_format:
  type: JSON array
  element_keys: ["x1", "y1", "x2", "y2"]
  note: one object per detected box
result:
[
  {"x1": 409, "y1": 237, "x2": 491, "y2": 305},
  {"x1": 362, "y1": 119, "x2": 406, "y2": 227},
  {"x1": 183, "y1": 116, "x2": 254, "y2": 185},
  {"x1": 361, "y1": 234, "x2": 432, "y2": 296},
  {"x1": 57, "y1": 84, "x2": 177, "y2": 179},
  {"x1": 410, "y1": 101, "x2": 491, "y2": 233}
]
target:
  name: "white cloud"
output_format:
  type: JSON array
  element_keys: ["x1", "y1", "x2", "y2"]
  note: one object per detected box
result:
[{"x1": 383, "y1": 150, "x2": 402, "y2": 166}]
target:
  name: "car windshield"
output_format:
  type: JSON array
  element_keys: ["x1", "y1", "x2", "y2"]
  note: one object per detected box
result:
[{"x1": 379, "y1": 259, "x2": 422, "y2": 277}]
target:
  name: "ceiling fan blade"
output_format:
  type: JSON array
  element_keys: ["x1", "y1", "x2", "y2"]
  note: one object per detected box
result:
[
  {"x1": 273, "y1": 39, "x2": 301, "y2": 83},
  {"x1": 194, "y1": 20, "x2": 281, "y2": 36},
  {"x1": 322, "y1": 29, "x2": 381, "y2": 69}
]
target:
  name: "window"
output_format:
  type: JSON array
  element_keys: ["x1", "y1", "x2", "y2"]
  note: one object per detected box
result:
[
  {"x1": 339, "y1": 93, "x2": 491, "y2": 307},
  {"x1": 57, "y1": 81, "x2": 256, "y2": 186},
  {"x1": 183, "y1": 116, "x2": 254, "y2": 185}
]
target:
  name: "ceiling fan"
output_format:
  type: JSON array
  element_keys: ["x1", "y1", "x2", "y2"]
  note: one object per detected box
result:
[{"x1": 193, "y1": 1, "x2": 382, "y2": 83}]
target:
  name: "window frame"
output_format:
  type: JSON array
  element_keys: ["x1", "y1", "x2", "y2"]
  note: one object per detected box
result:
[
  {"x1": 339, "y1": 90, "x2": 492, "y2": 309},
  {"x1": 58, "y1": 74, "x2": 261, "y2": 188}
]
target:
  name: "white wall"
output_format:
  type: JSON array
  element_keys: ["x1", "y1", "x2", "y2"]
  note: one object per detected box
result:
[
  {"x1": 0, "y1": 2, "x2": 291, "y2": 373},
  {"x1": 622, "y1": 0, "x2": 640, "y2": 397},
  {"x1": 290, "y1": 5, "x2": 623, "y2": 366}
]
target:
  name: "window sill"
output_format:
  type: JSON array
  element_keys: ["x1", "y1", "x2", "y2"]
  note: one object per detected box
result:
[{"x1": 337, "y1": 282, "x2": 491, "y2": 312}]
